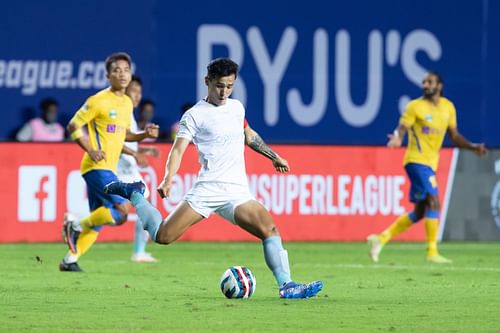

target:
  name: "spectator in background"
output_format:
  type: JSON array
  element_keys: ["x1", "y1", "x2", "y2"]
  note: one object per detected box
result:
[
  {"x1": 169, "y1": 102, "x2": 194, "y2": 141},
  {"x1": 137, "y1": 99, "x2": 155, "y2": 130},
  {"x1": 16, "y1": 98, "x2": 65, "y2": 141},
  {"x1": 136, "y1": 99, "x2": 160, "y2": 142}
]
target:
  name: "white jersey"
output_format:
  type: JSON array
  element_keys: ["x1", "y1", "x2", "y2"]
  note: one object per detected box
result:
[
  {"x1": 177, "y1": 98, "x2": 248, "y2": 187},
  {"x1": 116, "y1": 114, "x2": 150, "y2": 199},
  {"x1": 117, "y1": 115, "x2": 139, "y2": 174}
]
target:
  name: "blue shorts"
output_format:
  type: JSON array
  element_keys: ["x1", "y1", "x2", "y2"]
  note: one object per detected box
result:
[
  {"x1": 404, "y1": 163, "x2": 438, "y2": 203},
  {"x1": 82, "y1": 169, "x2": 127, "y2": 212}
]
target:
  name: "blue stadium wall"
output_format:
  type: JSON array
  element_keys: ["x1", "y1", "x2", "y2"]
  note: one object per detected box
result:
[{"x1": 1, "y1": 0, "x2": 499, "y2": 146}]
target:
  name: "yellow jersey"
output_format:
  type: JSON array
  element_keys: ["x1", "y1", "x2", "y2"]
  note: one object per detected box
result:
[
  {"x1": 70, "y1": 88, "x2": 133, "y2": 174},
  {"x1": 400, "y1": 97, "x2": 457, "y2": 171}
]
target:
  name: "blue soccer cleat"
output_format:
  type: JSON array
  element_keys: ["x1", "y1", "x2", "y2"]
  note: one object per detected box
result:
[
  {"x1": 279, "y1": 280, "x2": 323, "y2": 299},
  {"x1": 103, "y1": 181, "x2": 145, "y2": 200}
]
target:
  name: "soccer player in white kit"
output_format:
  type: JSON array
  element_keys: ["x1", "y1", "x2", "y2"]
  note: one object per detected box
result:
[
  {"x1": 105, "y1": 58, "x2": 323, "y2": 298},
  {"x1": 119, "y1": 76, "x2": 158, "y2": 262}
]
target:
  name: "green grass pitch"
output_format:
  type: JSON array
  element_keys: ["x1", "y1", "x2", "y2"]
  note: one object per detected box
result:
[{"x1": 1, "y1": 242, "x2": 499, "y2": 332}]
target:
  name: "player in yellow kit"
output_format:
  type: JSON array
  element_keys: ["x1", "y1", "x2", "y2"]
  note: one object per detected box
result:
[
  {"x1": 59, "y1": 52, "x2": 158, "y2": 272},
  {"x1": 367, "y1": 71, "x2": 487, "y2": 264}
]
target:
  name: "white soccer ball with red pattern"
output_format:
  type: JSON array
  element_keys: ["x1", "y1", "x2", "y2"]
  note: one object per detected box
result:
[{"x1": 220, "y1": 266, "x2": 256, "y2": 299}]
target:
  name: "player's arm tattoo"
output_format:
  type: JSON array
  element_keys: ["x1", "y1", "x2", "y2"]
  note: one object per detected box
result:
[{"x1": 247, "y1": 132, "x2": 278, "y2": 160}]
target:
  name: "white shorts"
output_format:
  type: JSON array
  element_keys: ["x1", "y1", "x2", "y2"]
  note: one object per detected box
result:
[{"x1": 184, "y1": 181, "x2": 255, "y2": 224}]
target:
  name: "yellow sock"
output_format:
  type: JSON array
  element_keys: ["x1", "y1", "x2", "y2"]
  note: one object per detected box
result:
[
  {"x1": 65, "y1": 229, "x2": 100, "y2": 261},
  {"x1": 80, "y1": 206, "x2": 115, "y2": 231},
  {"x1": 379, "y1": 214, "x2": 413, "y2": 245},
  {"x1": 75, "y1": 229, "x2": 99, "y2": 258},
  {"x1": 425, "y1": 218, "x2": 439, "y2": 257}
]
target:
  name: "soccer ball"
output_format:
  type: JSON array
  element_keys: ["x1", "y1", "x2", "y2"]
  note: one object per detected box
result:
[{"x1": 220, "y1": 266, "x2": 256, "y2": 299}]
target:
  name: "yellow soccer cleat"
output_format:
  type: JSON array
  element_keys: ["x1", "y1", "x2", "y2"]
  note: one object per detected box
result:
[
  {"x1": 367, "y1": 234, "x2": 383, "y2": 263},
  {"x1": 426, "y1": 254, "x2": 453, "y2": 264}
]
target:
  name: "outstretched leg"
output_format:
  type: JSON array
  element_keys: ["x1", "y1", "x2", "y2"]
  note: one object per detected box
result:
[
  {"x1": 105, "y1": 181, "x2": 203, "y2": 245},
  {"x1": 130, "y1": 191, "x2": 164, "y2": 241},
  {"x1": 234, "y1": 200, "x2": 323, "y2": 299}
]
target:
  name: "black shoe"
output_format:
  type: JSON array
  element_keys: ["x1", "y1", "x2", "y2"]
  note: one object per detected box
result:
[
  {"x1": 59, "y1": 261, "x2": 84, "y2": 272},
  {"x1": 104, "y1": 181, "x2": 146, "y2": 200}
]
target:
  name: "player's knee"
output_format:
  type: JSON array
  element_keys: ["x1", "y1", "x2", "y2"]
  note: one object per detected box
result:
[
  {"x1": 253, "y1": 222, "x2": 279, "y2": 240},
  {"x1": 409, "y1": 211, "x2": 423, "y2": 223},
  {"x1": 427, "y1": 197, "x2": 440, "y2": 211},
  {"x1": 262, "y1": 224, "x2": 279, "y2": 239},
  {"x1": 155, "y1": 232, "x2": 176, "y2": 245},
  {"x1": 113, "y1": 204, "x2": 129, "y2": 225},
  {"x1": 114, "y1": 214, "x2": 128, "y2": 225}
]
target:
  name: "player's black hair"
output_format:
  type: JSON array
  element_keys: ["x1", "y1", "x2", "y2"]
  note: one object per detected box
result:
[
  {"x1": 427, "y1": 70, "x2": 444, "y2": 96},
  {"x1": 206, "y1": 58, "x2": 239, "y2": 80},
  {"x1": 428, "y1": 71, "x2": 443, "y2": 84},
  {"x1": 139, "y1": 98, "x2": 155, "y2": 109},
  {"x1": 40, "y1": 98, "x2": 59, "y2": 112},
  {"x1": 105, "y1": 52, "x2": 132, "y2": 73},
  {"x1": 130, "y1": 75, "x2": 142, "y2": 86}
]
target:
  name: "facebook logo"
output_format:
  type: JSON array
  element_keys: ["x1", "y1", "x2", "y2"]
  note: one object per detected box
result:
[{"x1": 18, "y1": 166, "x2": 57, "y2": 222}]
